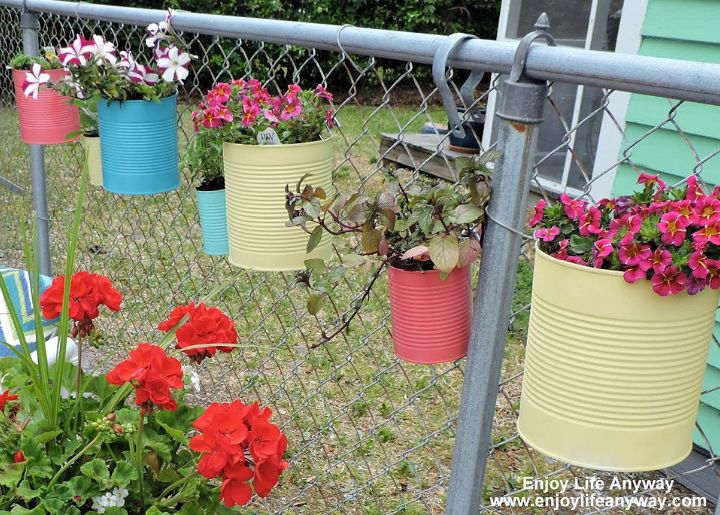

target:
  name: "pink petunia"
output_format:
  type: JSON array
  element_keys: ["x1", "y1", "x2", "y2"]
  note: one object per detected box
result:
[
  {"x1": 617, "y1": 240, "x2": 652, "y2": 267},
  {"x1": 706, "y1": 259, "x2": 720, "y2": 289},
  {"x1": 59, "y1": 35, "x2": 95, "y2": 67},
  {"x1": 315, "y1": 84, "x2": 333, "y2": 101},
  {"x1": 22, "y1": 63, "x2": 51, "y2": 99},
  {"x1": 592, "y1": 238, "x2": 613, "y2": 268},
  {"x1": 658, "y1": 212, "x2": 689, "y2": 246},
  {"x1": 534, "y1": 226, "x2": 560, "y2": 242},
  {"x1": 623, "y1": 267, "x2": 647, "y2": 284},
  {"x1": 693, "y1": 216, "x2": 720, "y2": 246},
  {"x1": 529, "y1": 199, "x2": 546, "y2": 228},
  {"x1": 579, "y1": 206, "x2": 602, "y2": 236},
  {"x1": 280, "y1": 98, "x2": 302, "y2": 121},
  {"x1": 689, "y1": 250, "x2": 710, "y2": 279},
  {"x1": 651, "y1": 265, "x2": 687, "y2": 296},
  {"x1": 559, "y1": 193, "x2": 586, "y2": 221},
  {"x1": 637, "y1": 172, "x2": 666, "y2": 191},
  {"x1": 690, "y1": 197, "x2": 720, "y2": 226},
  {"x1": 639, "y1": 247, "x2": 672, "y2": 274}
]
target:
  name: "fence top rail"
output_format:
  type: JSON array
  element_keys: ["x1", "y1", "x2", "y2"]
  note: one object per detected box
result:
[{"x1": 4, "y1": 0, "x2": 720, "y2": 105}]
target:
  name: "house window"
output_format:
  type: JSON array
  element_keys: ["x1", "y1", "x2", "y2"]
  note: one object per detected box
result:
[{"x1": 485, "y1": 0, "x2": 625, "y2": 195}]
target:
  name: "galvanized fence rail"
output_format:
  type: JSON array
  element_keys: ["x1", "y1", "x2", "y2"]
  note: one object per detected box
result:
[{"x1": 0, "y1": 1, "x2": 719, "y2": 514}]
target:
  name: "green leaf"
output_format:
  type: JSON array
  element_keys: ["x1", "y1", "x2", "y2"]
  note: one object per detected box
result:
[
  {"x1": 307, "y1": 294, "x2": 324, "y2": 315},
  {"x1": 155, "y1": 405, "x2": 203, "y2": 446},
  {"x1": 62, "y1": 476, "x2": 95, "y2": 503},
  {"x1": 304, "y1": 258, "x2": 326, "y2": 273},
  {"x1": 361, "y1": 227, "x2": 381, "y2": 254},
  {"x1": 417, "y1": 205, "x2": 434, "y2": 234},
  {"x1": 22, "y1": 439, "x2": 53, "y2": 479},
  {"x1": 0, "y1": 463, "x2": 24, "y2": 487},
  {"x1": 341, "y1": 254, "x2": 366, "y2": 267},
  {"x1": 347, "y1": 200, "x2": 370, "y2": 223},
  {"x1": 458, "y1": 239, "x2": 481, "y2": 268},
  {"x1": 81, "y1": 459, "x2": 110, "y2": 485},
  {"x1": 306, "y1": 225, "x2": 324, "y2": 253},
  {"x1": 569, "y1": 234, "x2": 594, "y2": 255},
  {"x1": 429, "y1": 234, "x2": 459, "y2": 273},
  {"x1": 16, "y1": 480, "x2": 42, "y2": 501},
  {"x1": 451, "y1": 204, "x2": 482, "y2": 224},
  {"x1": 9, "y1": 506, "x2": 45, "y2": 514},
  {"x1": 110, "y1": 461, "x2": 138, "y2": 488}
]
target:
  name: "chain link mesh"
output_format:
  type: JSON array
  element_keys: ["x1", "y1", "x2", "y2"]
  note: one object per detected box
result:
[{"x1": 0, "y1": 6, "x2": 717, "y2": 514}]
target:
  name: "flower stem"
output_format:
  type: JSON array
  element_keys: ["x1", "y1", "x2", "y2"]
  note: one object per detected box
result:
[
  {"x1": 48, "y1": 433, "x2": 101, "y2": 487},
  {"x1": 158, "y1": 470, "x2": 198, "y2": 500},
  {"x1": 136, "y1": 413, "x2": 145, "y2": 497}
]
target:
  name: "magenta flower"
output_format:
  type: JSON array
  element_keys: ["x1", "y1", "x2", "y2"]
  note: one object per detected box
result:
[
  {"x1": 651, "y1": 265, "x2": 687, "y2": 296},
  {"x1": 315, "y1": 84, "x2": 333, "y2": 101},
  {"x1": 707, "y1": 260, "x2": 720, "y2": 289},
  {"x1": 690, "y1": 197, "x2": 720, "y2": 225},
  {"x1": 559, "y1": 193, "x2": 586, "y2": 221},
  {"x1": 623, "y1": 267, "x2": 647, "y2": 284},
  {"x1": 529, "y1": 199, "x2": 546, "y2": 228},
  {"x1": 550, "y1": 239, "x2": 569, "y2": 261},
  {"x1": 639, "y1": 247, "x2": 672, "y2": 274},
  {"x1": 286, "y1": 84, "x2": 301, "y2": 99},
  {"x1": 671, "y1": 199, "x2": 693, "y2": 220},
  {"x1": 689, "y1": 250, "x2": 710, "y2": 279},
  {"x1": 22, "y1": 63, "x2": 51, "y2": 99},
  {"x1": 608, "y1": 213, "x2": 642, "y2": 239},
  {"x1": 592, "y1": 238, "x2": 613, "y2": 268},
  {"x1": 208, "y1": 83, "x2": 231, "y2": 105},
  {"x1": 534, "y1": 226, "x2": 560, "y2": 242},
  {"x1": 280, "y1": 98, "x2": 302, "y2": 121},
  {"x1": 686, "y1": 275, "x2": 706, "y2": 295},
  {"x1": 658, "y1": 212, "x2": 689, "y2": 246},
  {"x1": 326, "y1": 109, "x2": 334, "y2": 128},
  {"x1": 618, "y1": 240, "x2": 652, "y2": 267},
  {"x1": 693, "y1": 216, "x2": 720, "y2": 246},
  {"x1": 637, "y1": 172, "x2": 666, "y2": 191},
  {"x1": 685, "y1": 176, "x2": 704, "y2": 200},
  {"x1": 579, "y1": 206, "x2": 602, "y2": 236},
  {"x1": 59, "y1": 35, "x2": 94, "y2": 67},
  {"x1": 565, "y1": 256, "x2": 587, "y2": 266}
]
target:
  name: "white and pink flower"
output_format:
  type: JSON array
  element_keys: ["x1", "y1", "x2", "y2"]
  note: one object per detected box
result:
[
  {"x1": 22, "y1": 63, "x2": 51, "y2": 99},
  {"x1": 156, "y1": 46, "x2": 191, "y2": 83}
]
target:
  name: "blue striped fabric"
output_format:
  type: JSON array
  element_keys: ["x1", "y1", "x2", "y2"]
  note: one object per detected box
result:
[{"x1": 0, "y1": 267, "x2": 57, "y2": 358}]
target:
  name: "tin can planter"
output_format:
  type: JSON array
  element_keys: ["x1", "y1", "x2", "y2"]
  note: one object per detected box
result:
[
  {"x1": 518, "y1": 247, "x2": 720, "y2": 471},
  {"x1": 223, "y1": 138, "x2": 333, "y2": 271},
  {"x1": 81, "y1": 136, "x2": 103, "y2": 186},
  {"x1": 196, "y1": 188, "x2": 229, "y2": 256},
  {"x1": 388, "y1": 265, "x2": 472, "y2": 364},
  {"x1": 13, "y1": 69, "x2": 81, "y2": 145},
  {"x1": 97, "y1": 94, "x2": 179, "y2": 195}
]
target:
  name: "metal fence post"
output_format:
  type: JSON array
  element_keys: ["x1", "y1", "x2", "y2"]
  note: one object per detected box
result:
[
  {"x1": 445, "y1": 16, "x2": 552, "y2": 514},
  {"x1": 21, "y1": 7, "x2": 51, "y2": 276}
]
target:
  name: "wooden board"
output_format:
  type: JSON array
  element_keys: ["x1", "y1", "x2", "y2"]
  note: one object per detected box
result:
[{"x1": 379, "y1": 132, "x2": 474, "y2": 182}]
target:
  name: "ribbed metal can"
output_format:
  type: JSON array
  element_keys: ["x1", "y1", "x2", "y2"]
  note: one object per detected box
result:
[
  {"x1": 222, "y1": 138, "x2": 333, "y2": 271},
  {"x1": 81, "y1": 136, "x2": 103, "y2": 186},
  {"x1": 13, "y1": 69, "x2": 80, "y2": 145},
  {"x1": 97, "y1": 95, "x2": 179, "y2": 195},
  {"x1": 388, "y1": 265, "x2": 472, "y2": 364},
  {"x1": 196, "y1": 188, "x2": 229, "y2": 256},
  {"x1": 518, "y1": 247, "x2": 719, "y2": 471}
]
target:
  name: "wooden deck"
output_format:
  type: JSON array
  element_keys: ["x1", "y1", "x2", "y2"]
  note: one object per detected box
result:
[{"x1": 379, "y1": 132, "x2": 474, "y2": 181}]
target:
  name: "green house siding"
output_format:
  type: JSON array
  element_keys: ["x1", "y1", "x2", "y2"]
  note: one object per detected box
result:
[{"x1": 610, "y1": 0, "x2": 720, "y2": 454}]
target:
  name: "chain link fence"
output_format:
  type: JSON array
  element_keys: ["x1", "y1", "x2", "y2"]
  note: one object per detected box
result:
[{"x1": 0, "y1": 3, "x2": 718, "y2": 514}]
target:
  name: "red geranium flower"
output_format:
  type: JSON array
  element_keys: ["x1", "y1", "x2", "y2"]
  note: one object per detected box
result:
[
  {"x1": 106, "y1": 343, "x2": 183, "y2": 414},
  {"x1": 158, "y1": 303, "x2": 238, "y2": 363},
  {"x1": 13, "y1": 450, "x2": 25, "y2": 463},
  {"x1": 40, "y1": 271, "x2": 122, "y2": 337},
  {"x1": 189, "y1": 400, "x2": 288, "y2": 506},
  {"x1": 0, "y1": 390, "x2": 18, "y2": 411}
]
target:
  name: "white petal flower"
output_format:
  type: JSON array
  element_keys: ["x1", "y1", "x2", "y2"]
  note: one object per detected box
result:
[
  {"x1": 22, "y1": 63, "x2": 51, "y2": 99},
  {"x1": 91, "y1": 35, "x2": 117, "y2": 65},
  {"x1": 156, "y1": 46, "x2": 191, "y2": 83}
]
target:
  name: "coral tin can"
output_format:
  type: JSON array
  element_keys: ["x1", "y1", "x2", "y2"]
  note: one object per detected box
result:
[
  {"x1": 388, "y1": 265, "x2": 472, "y2": 364},
  {"x1": 13, "y1": 69, "x2": 81, "y2": 145}
]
